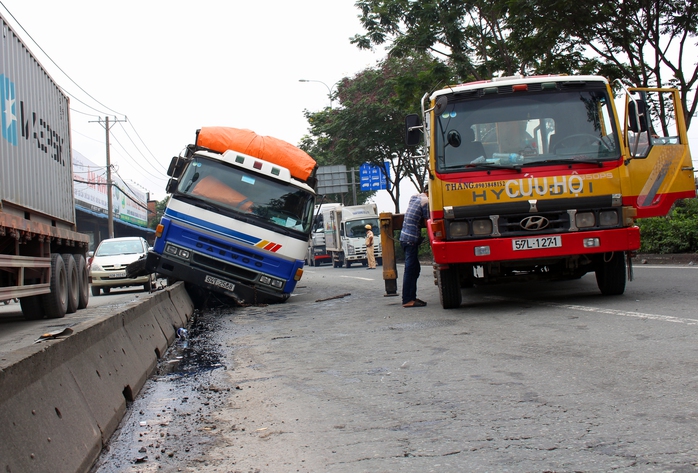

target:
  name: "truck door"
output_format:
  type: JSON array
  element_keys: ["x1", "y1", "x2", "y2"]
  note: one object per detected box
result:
[{"x1": 625, "y1": 87, "x2": 696, "y2": 218}]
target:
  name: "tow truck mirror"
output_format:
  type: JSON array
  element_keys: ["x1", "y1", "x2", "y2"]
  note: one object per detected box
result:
[
  {"x1": 166, "y1": 178, "x2": 179, "y2": 194},
  {"x1": 167, "y1": 156, "x2": 188, "y2": 178},
  {"x1": 405, "y1": 114, "x2": 423, "y2": 146},
  {"x1": 628, "y1": 98, "x2": 649, "y2": 133}
]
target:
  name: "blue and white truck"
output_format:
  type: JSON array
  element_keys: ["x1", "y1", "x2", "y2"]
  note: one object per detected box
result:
[{"x1": 145, "y1": 127, "x2": 318, "y2": 305}]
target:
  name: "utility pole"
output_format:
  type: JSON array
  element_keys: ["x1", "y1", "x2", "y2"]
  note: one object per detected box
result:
[{"x1": 90, "y1": 116, "x2": 127, "y2": 239}]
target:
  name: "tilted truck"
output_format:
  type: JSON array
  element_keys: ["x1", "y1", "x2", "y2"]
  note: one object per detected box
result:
[
  {"x1": 403, "y1": 74, "x2": 695, "y2": 309},
  {"x1": 144, "y1": 127, "x2": 318, "y2": 305},
  {"x1": 0, "y1": 12, "x2": 90, "y2": 319},
  {"x1": 306, "y1": 202, "x2": 341, "y2": 266},
  {"x1": 324, "y1": 204, "x2": 382, "y2": 268}
]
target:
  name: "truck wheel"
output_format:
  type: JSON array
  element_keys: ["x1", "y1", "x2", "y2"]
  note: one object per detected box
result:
[
  {"x1": 40, "y1": 253, "x2": 68, "y2": 319},
  {"x1": 91, "y1": 285, "x2": 101, "y2": 296},
  {"x1": 437, "y1": 266, "x2": 462, "y2": 309},
  {"x1": 62, "y1": 254, "x2": 79, "y2": 314},
  {"x1": 75, "y1": 254, "x2": 90, "y2": 309},
  {"x1": 20, "y1": 295, "x2": 44, "y2": 320},
  {"x1": 595, "y1": 252, "x2": 626, "y2": 295}
]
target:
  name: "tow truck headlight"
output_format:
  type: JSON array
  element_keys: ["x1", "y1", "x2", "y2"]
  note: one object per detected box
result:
[
  {"x1": 599, "y1": 210, "x2": 619, "y2": 226},
  {"x1": 472, "y1": 219, "x2": 493, "y2": 235},
  {"x1": 449, "y1": 221, "x2": 469, "y2": 238},
  {"x1": 575, "y1": 212, "x2": 595, "y2": 228}
]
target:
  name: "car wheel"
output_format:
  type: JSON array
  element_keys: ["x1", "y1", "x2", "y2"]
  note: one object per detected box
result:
[{"x1": 91, "y1": 285, "x2": 100, "y2": 296}]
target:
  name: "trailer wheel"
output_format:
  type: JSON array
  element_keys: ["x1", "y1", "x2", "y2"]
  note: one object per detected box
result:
[
  {"x1": 437, "y1": 266, "x2": 462, "y2": 309},
  {"x1": 595, "y1": 252, "x2": 626, "y2": 295},
  {"x1": 75, "y1": 254, "x2": 90, "y2": 309},
  {"x1": 20, "y1": 296, "x2": 44, "y2": 320},
  {"x1": 41, "y1": 253, "x2": 68, "y2": 319},
  {"x1": 62, "y1": 254, "x2": 79, "y2": 314}
]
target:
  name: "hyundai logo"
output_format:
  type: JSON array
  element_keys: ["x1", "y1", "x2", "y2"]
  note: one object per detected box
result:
[{"x1": 520, "y1": 216, "x2": 549, "y2": 231}]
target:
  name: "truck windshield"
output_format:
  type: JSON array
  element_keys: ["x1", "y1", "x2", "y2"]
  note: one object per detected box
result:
[
  {"x1": 434, "y1": 85, "x2": 620, "y2": 172},
  {"x1": 177, "y1": 157, "x2": 315, "y2": 234},
  {"x1": 345, "y1": 219, "x2": 380, "y2": 238}
]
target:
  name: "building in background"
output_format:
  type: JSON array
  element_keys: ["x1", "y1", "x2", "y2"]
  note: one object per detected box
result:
[{"x1": 72, "y1": 151, "x2": 155, "y2": 250}]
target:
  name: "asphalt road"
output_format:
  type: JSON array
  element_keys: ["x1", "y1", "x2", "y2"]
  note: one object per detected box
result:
[{"x1": 90, "y1": 260, "x2": 698, "y2": 473}]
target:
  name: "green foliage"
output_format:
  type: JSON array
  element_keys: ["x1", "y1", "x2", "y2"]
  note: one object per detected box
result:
[
  {"x1": 300, "y1": 54, "x2": 454, "y2": 212},
  {"x1": 352, "y1": 0, "x2": 698, "y2": 129},
  {"x1": 636, "y1": 199, "x2": 698, "y2": 254},
  {"x1": 148, "y1": 196, "x2": 169, "y2": 229}
]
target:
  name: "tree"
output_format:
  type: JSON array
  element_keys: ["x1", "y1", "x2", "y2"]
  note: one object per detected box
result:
[
  {"x1": 148, "y1": 197, "x2": 169, "y2": 229},
  {"x1": 352, "y1": 0, "x2": 698, "y2": 129},
  {"x1": 300, "y1": 54, "x2": 453, "y2": 212}
]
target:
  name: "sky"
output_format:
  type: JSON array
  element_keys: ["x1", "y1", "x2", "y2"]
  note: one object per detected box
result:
[
  {"x1": 0, "y1": 0, "x2": 414, "y2": 209},
  {"x1": 2, "y1": 1, "x2": 697, "y2": 213}
]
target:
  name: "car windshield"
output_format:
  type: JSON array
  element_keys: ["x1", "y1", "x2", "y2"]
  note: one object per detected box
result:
[
  {"x1": 177, "y1": 156, "x2": 316, "y2": 235},
  {"x1": 434, "y1": 83, "x2": 620, "y2": 172},
  {"x1": 96, "y1": 240, "x2": 143, "y2": 256}
]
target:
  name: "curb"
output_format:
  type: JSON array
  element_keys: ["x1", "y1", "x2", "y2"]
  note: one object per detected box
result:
[{"x1": 0, "y1": 283, "x2": 194, "y2": 473}]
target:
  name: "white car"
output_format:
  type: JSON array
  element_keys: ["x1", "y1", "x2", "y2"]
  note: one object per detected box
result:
[{"x1": 89, "y1": 237, "x2": 155, "y2": 295}]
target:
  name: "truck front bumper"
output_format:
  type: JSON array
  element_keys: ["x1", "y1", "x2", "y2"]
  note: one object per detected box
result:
[
  {"x1": 431, "y1": 227, "x2": 641, "y2": 265},
  {"x1": 146, "y1": 251, "x2": 289, "y2": 304}
]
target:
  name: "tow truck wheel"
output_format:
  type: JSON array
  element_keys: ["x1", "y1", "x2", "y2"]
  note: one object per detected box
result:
[
  {"x1": 437, "y1": 266, "x2": 462, "y2": 309},
  {"x1": 595, "y1": 252, "x2": 626, "y2": 295}
]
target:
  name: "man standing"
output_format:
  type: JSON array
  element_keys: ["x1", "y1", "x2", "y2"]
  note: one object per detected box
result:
[
  {"x1": 365, "y1": 224, "x2": 377, "y2": 269},
  {"x1": 400, "y1": 192, "x2": 429, "y2": 307}
]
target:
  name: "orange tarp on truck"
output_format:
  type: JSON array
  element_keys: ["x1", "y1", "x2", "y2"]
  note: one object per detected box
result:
[{"x1": 196, "y1": 127, "x2": 317, "y2": 183}]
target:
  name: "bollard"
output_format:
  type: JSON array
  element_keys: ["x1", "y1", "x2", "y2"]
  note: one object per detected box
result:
[{"x1": 379, "y1": 212, "x2": 404, "y2": 297}]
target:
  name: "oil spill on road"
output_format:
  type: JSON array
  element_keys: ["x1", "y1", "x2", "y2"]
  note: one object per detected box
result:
[{"x1": 90, "y1": 309, "x2": 233, "y2": 472}]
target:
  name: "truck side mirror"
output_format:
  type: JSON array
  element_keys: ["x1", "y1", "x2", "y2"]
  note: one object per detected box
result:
[
  {"x1": 167, "y1": 156, "x2": 188, "y2": 178},
  {"x1": 628, "y1": 98, "x2": 649, "y2": 133},
  {"x1": 405, "y1": 114, "x2": 423, "y2": 146},
  {"x1": 166, "y1": 178, "x2": 179, "y2": 194}
]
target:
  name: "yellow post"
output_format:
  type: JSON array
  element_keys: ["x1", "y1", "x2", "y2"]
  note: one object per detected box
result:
[{"x1": 379, "y1": 212, "x2": 404, "y2": 296}]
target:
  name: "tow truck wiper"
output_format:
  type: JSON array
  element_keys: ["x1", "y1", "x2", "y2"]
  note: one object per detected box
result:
[{"x1": 464, "y1": 162, "x2": 522, "y2": 172}]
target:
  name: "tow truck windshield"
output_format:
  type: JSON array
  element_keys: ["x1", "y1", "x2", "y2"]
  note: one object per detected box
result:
[{"x1": 435, "y1": 85, "x2": 621, "y2": 172}]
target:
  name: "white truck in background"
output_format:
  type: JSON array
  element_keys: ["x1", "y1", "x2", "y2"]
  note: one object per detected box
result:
[
  {"x1": 324, "y1": 204, "x2": 382, "y2": 268},
  {"x1": 306, "y1": 203, "x2": 341, "y2": 266}
]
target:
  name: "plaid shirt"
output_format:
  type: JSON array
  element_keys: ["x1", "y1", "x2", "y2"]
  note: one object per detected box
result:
[{"x1": 399, "y1": 193, "x2": 429, "y2": 245}]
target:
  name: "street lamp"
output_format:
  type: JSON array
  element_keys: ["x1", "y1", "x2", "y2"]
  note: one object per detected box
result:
[{"x1": 299, "y1": 79, "x2": 340, "y2": 109}]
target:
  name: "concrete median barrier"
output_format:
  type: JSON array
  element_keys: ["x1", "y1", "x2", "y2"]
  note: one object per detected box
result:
[{"x1": 0, "y1": 282, "x2": 194, "y2": 473}]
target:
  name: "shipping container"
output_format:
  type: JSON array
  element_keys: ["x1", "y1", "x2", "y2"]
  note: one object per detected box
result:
[{"x1": 0, "y1": 11, "x2": 90, "y2": 319}]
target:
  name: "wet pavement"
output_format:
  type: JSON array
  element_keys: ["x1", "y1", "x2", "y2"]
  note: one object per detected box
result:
[{"x1": 90, "y1": 309, "x2": 230, "y2": 472}]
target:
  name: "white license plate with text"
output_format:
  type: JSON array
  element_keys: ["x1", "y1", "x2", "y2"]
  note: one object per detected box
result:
[
  {"x1": 512, "y1": 236, "x2": 562, "y2": 251},
  {"x1": 109, "y1": 272, "x2": 127, "y2": 278},
  {"x1": 205, "y1": 275, "x2": 235, "y2": 291}
]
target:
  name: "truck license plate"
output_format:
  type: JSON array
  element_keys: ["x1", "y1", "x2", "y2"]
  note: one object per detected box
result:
[
  {"x1": 204, "y1": 275, "x2": 235, "y2": 291},
  {"x1": 512, "y1": 236, "x2": 562, "y2": 251},
  {"x1": 109, "y1": 272, "x2": 126, "y2": 278}
]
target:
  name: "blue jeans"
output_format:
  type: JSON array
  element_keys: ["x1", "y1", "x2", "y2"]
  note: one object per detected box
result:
[{"x1": 401, "y1": 242, "x2": 421, "y2": 304}]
